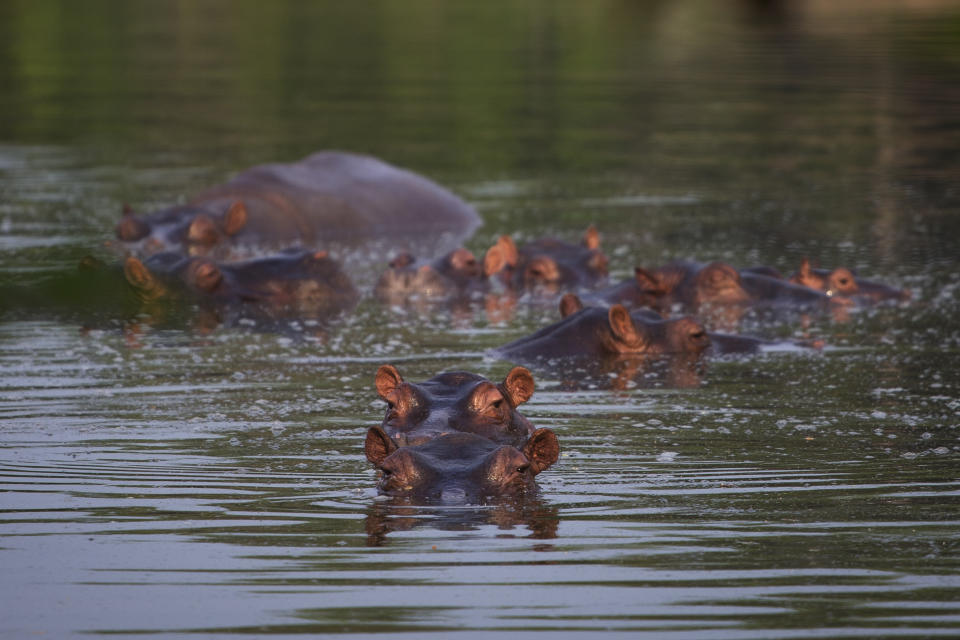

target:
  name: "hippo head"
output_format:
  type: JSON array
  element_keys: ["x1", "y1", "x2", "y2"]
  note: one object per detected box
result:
[
  {"x1": 116, "y1": 201, "x2": 248, "y2": 256},
  {"x1": 691, "y1": 262, "x2": 750, "y2": 307},
  {"x1": 789, "y1": 258, "x2": 910, "y2": 303},
  {"x1": 185, "y1": 201, "x2": 248, "y2": 253},
  {"x1": 123, "y1": 253, "x2": 226, "y2": 302},
  {"x1": 376, "y1": 248, "x2": 482, "y2": 301},
  {"x1": 482, "y1": 227, "x2": 608, "y2": 292},
  {"x1": 789, "y1": 258, "x2": 855, "y2": 297},
  {"x1": 116, "y1": 204, "x2": 152, "y2": 243},
  {"x1": 374, "y1": 365, "x2": 536, "y2": 446},
  {"x1": 555, "y1": 296, "x2": 710, "y2": 357},
  {"x1": 364, "y1": 426, "x2": 560, "y2": 501},
  {"x1": 520, "y1": 227, "x2": 609, "y2": 292},
  {"x1": 606, "y1": 304, "x2": 710, "y2": 356}
]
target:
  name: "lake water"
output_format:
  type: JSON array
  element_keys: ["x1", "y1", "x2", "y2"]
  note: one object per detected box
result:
[{"x1": 2, "y1": 1, "x2": 959, "y2": 637}]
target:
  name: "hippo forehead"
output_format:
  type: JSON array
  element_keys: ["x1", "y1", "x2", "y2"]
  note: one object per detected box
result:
[{"x1": 416, "y1": 372, "x2": 490, "y2": 399}]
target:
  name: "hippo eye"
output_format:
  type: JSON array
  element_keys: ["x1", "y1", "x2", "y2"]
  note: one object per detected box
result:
[
  {"x1": 515, "y1": 463, "x2": 530, "y2": 474},
  {"x1": 690, "y1": 329, "x2": 705, "y2": 339}
]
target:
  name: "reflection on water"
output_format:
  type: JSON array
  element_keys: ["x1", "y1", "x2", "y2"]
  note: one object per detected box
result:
[{"x1": 2, "y1": 0, "x2": 960, "y2": 637}]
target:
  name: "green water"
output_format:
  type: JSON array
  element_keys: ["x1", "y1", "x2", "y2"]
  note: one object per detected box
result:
[{"x1": 2, "y1": 1, "x2": 959, "y2": 637}]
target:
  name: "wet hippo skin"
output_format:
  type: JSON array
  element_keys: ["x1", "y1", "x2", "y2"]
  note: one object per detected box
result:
[
  {"x1": 116, "y1": 151, "x2": 482, "y2": 256},
  {"x1": 364, "y1": 425, "x2": 559, "y2": 501},
  {"x1": 373, "y1": 364, "x2": 537, "y2": 447}
]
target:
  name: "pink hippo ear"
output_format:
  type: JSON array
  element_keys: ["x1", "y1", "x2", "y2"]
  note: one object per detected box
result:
[
  {"x1": 559, "y1": 293, "x2": 584, "y2": 318},
  {"x1": 482, "y1": 245, "x2": 507, "y2": 278},
  {"x1": 364, "y1": 426, "x2": 399, "y2": 466},
  {"x1": 223, "y1": 201, "x2": 247, "y2": 236},
  {"x1": 522, "y1": 428, "x2": 560, "y2": 474},
  {"x1": 187, "y1": 214, "x2": 219, "y2": 247},
  {"x1": 790, "y1": 257, "x2": 820, "y2": 289},
  {"x1": 375, "y1": 364, "x2": 404, "y2": 401},
  {"x1": 608, "y1": 304, "x2": 639, "y2": 345},
  {"x1": 122, "y1": 256, "x2": 156, "y2": 291},
  {"x1": 502, "y1": 366, "x2": 535, "y2": 407},
  {"x1": 483, "y1": 235, "x2": 518, "y2": 277},
  {"x1": 583, "y1": 225, "x2": 600, "y2": 250},
  {"x1": 634, "y1": 267, "x2": 664, "y2": 293}
]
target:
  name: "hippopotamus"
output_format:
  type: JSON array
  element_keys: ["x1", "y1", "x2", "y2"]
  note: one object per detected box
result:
[
  {"x1": 374, "y1": 247, "x2": 484, "y2": 304},
  {"x1": 364, "y1": 426, "x2": 559, "y2": 501},
  {"x1": 372, "y1": 226, "x2": 609, "y2": 308},
  {"x1": 115, "y1": 151, "x2": 482, "y2": 257},
  {"x1": 495, "y1": 293, "x2": 763, "y2": 364},
  {"x1": 482, "y1": 226, "x2": 609, "y2": 294},
  {"x1": 496, "y1": 296, "x2": 711, "y2": 362},
  {"x1": 122, "y1": 247, "x2": 358, "y2": 318},
  {"x1": 373, "y1": 365, "x2": 537, "y2": 447},
  {"x1": 596, "y1": 260, "x2": 832, "y2": 316},
  {"x1": 787, "y1": 258, "x2": 910, "y2": 304}
]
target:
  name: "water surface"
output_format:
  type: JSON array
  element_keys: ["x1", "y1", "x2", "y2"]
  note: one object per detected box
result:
[{"x1": 1, "y1": 1, "x2": 959, "y2": 637}]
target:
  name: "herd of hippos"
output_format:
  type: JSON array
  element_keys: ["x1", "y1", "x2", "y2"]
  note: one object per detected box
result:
[{"x1": 103, "y1": 150, "x2": 910, "y2": 503}]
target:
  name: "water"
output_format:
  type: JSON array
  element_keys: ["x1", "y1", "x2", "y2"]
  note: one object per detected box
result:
[{"x1": 2, "y1": 1, "x2": 959, "y2": 637}]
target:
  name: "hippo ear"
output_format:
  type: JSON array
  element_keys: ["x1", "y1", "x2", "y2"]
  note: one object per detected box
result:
[
  {"x1": 608, "y1": 304, "x2": 639, "y2": 344},
  {"x1": 483, "y1": 245, "x2": 506, "y2": 277},
  {"x1": 448, "y1": 248, "x2": 477, "y2": 273},
  {"x1": 223, "y1": 201, "x2": 247, "y2": 236},
  {"x1": 123, "y1": 256, "x2": 157, "y2": 291},
  {"x1": 365, "y1": 426, "x2": 399, "y2": 466},
  {"x1": 116, "y1": 211, "x2": 150, "y2": 242},
  {"x1": 497, "y1": 235, "x2": 519, "y2": 267},
  {"x1": 634, "y1": 267, "x2": 663, "y2": 293},
  {"x1": 798, "y1": 257, "x2": 813, "y2": 278},
  {"x1": 187, "y1": 214, "x2": 219, "y2": 246},
  {"x1": 502, "y1": 366, "x2": 535, "y2": 406},
  {"x1": 583, "y1": 225, "x2": 600, "y2": 250},
  {"x1": 375, "y1": 364, "x2": 404, "y2": 401},
  {"x1": 522, "y1": 428, "x2": 560, "y2": 474},
  {"x1": 559, "y1": 293, "x2": 583, "y2": 318}
]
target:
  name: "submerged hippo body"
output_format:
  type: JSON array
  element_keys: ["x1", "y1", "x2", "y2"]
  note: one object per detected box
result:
[
  {"x1": 373, "y1": 365, "x2": 537, "y2": 447},
  {"x1": 116, "y1": 151, "x2": 482, "y2": 257},
  {"x1": 123, "y1": 248, "x2": 358, "y2": 319},
  {"x1": 364, "y1": 426, "x2": 559, "y2": 502}
]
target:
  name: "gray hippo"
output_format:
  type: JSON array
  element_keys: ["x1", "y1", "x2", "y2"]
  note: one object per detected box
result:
[{"x1": 115, "y1": 151, "x2": 482, "y2": 258}]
